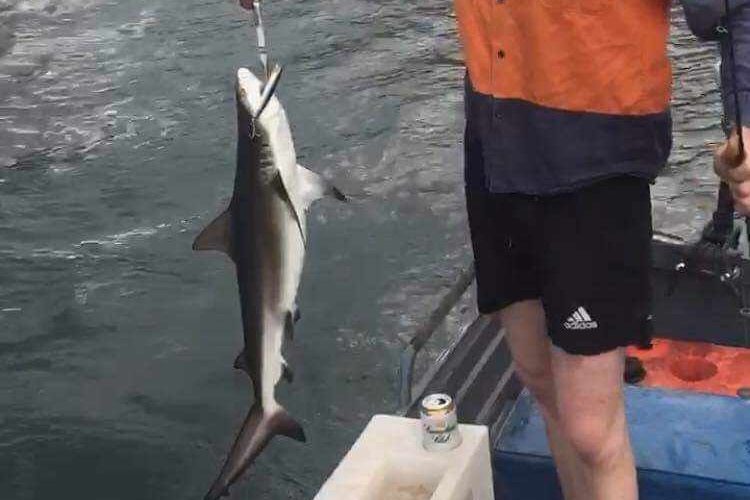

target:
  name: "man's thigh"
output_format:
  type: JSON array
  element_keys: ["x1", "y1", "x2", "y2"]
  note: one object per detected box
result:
[
  {"x1": 551, "y1": 345, "x2": 627, "y2": 436},
  {"x1": 499, "y1": 300, "x2": 550, "y2": 379}
]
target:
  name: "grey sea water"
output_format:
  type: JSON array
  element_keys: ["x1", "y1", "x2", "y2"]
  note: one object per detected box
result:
[{"x1": 0, "y1": 2, "x2": 724, "y2": 499}]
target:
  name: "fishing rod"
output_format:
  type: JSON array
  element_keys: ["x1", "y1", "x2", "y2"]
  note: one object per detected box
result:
[
  {"x1": 719, "y1": 0, "x2": 750, "y2": 374},
  {"x1": 721, "y1": 0, "x2": 745, "y2": 165},
  {"x1": 704, "y1": 0, "x2": 745, "y2": 245},
  {"x1": 672, "y1": 2, "x2": 750, "y2": 362},
  {"x1": 653, "y1": 3, "x2": 750, "y2": 392},
  {"x1": 703, "y1": 2, "x2": 747, "y2": 251}
]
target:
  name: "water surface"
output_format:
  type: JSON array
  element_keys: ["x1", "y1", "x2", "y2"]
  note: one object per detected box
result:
[{"x1": 0, "y1": 3, "x2": 725, "y2": 499}]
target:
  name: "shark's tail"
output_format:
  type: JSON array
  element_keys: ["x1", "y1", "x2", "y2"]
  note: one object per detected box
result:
[{"x1": 204, "y1": 404, "x2": 306, "y2": 500}]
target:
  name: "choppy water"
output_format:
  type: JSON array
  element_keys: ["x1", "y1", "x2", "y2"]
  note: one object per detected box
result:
[{"x1": 0, "y1": 2, "x2": 725, "y2": 499}]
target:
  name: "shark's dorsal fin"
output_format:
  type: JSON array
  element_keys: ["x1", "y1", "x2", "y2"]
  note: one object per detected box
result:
[
  {"x1": 193, "y1": 209, "x2": 234, "y2": 260},
  {"x1": 296, "y1": 164, "x2": 347, "y2": 210}
]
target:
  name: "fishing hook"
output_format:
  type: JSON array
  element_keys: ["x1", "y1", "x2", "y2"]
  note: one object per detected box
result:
[{"x1": 248, "y1": 64, "x2": 283, "y2": 137}]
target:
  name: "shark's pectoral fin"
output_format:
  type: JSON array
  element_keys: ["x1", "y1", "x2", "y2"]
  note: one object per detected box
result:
[
  {"x1": 233, "y1": 349, "x2": 249, "y2": 374},
  {"x1": 284, "y1": 310, "x2": 295, "y2": 342},
  {"x1": 297, "y1": 164, "x2": 347, "y2": 209},
  {"x1": 273, "y1": 409, "x2": 306, "y2": 442},
  {"x1": 281, "y1": 359, "x2": 294, "y2": 384},
  {"x1": 193, "y1": 209, "x2": 234, "y2": 260}
]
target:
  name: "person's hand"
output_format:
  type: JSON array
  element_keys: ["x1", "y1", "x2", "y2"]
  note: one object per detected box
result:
[
  {"x1": 714, "y1": 127, "x2": 750, "y2": 215},
  {"x1": 239, "y1": 0, "x2": 255, "y2": 11}
]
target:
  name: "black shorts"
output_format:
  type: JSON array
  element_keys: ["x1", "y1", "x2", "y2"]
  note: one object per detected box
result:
[{"x1": 465, "y1": 128, "x2": 654, "y2": 356}]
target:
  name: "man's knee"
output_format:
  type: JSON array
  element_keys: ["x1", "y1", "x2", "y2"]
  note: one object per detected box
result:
[
  {"x1": 516, "y1": 360, "x2": 551, "y2": 394},
  {"x1": 559, "y1": 412, "x2": 628, "y2": 468},
  {"x1": 494, "y1": 302, "x2": 556, "y2": 413}
]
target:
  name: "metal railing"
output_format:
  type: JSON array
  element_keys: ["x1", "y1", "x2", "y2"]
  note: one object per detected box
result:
[{"x1": 397, "y1": 264, "x2": 476, "y2": 409}]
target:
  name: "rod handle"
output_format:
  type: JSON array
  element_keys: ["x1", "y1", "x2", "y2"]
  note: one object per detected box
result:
[{"x1": 720, "y1": 130, "x2": 746, "y2": 169}]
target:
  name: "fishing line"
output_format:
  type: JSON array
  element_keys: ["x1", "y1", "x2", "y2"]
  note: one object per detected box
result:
[
  {"x1": 246, "y1": 1, "x2": 283, "y2": 133},
  {"x1": 253, "y1": 0, "x2": 269, "y2": 79}
]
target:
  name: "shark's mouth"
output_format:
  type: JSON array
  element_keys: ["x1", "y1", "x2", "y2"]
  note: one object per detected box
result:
[{"x1": 236, "y1": 65, "x2": 283, "y2": 122}]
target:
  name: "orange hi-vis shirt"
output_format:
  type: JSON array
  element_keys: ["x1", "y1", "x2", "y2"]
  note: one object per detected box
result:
[
  {"x1": 455, "y1": 0, "x2": 675, "y2": 194},
  {"x1": 455, "y1": 0, "x2": 672, "y2": 115}
]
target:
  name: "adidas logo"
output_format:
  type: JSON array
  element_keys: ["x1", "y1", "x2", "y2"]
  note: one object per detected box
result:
[{"x1": 564, "y1": 307, "x2": 599, "y2": 330}]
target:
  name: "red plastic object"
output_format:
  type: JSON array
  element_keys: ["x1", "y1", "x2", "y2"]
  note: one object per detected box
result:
[{"x1": 627, "y1": 339, "x2": 750, "y2": 396}]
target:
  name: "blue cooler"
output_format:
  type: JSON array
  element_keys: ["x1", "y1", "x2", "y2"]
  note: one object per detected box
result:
[{"x1": 494, "y1": 386, "x2": 750, "y2": 500}]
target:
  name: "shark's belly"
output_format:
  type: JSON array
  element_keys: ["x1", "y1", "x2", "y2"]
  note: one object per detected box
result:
[
  {"x1": 265, "y1": 189, "x2": 305, "y2": 313},
  {"x1": 239, "y1": 186, "x2": 305, "y2": 403}
]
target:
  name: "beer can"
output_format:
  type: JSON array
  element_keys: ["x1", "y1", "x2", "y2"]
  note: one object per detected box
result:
[{"x1": 419, "y1": 393, "x2": 462, "y2": 451}]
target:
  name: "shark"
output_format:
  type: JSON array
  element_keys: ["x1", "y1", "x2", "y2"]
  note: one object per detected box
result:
[{"x1": 195, "y1": 66, "x2": 345, "y2": 500}]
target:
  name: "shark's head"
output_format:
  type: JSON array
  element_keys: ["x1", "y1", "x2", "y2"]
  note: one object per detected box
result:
[
  {"x1": 234, "y1": 67, "x2": 293, "y2": 185},
  {"x1": 236, "y1": 67, "x2": 281, "y2": 124}
]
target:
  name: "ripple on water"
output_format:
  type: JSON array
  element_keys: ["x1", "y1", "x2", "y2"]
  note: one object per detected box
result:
[
  {"x1": 0, "y1": 0, "x2": 153, "y2": 169},
  {"x1": 0, "y1": 3, "x2": 737, "y2": 500},
  {"x1": 0, "y1": 22, "x2": 15, "y2": 58},
  {"x1": 77, "y1": 226, "x2": 162, "y2": 250}
]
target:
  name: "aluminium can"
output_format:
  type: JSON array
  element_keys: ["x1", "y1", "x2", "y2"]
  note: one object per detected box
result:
[{"x1": 419, "y1": 393, "x2": 462, "y2": 451}]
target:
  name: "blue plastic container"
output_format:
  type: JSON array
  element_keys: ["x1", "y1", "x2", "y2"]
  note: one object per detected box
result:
[{"x1": 494, "y1": 386, "x2": 750, "y2": 499}]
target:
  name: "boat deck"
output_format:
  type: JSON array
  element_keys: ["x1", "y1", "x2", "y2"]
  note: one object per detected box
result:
[
  {"x1": 403, "y1": 237, "x2": 750, "y2": 498},
  {"x1": 405, "y1": 315, "x2": 521, "y2": 441},
  {"x1": 495, "y1": 386, "x2": 750, "y2": 500}
]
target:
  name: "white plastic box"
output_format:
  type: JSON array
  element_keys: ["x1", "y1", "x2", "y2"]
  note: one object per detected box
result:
[{"x1": 314, "y1": 414, "x2": 494, "y2": 500}]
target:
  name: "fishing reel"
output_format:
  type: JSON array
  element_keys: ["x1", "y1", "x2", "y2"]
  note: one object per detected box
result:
[
  {"x1": 627, "y1": 214, "x2": 750, "y2": 387},
  {"x1": 666, "y1": 213, "x2": 746, "y2": 301}
]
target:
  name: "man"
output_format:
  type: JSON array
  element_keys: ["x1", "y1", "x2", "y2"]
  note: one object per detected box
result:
[
  {"x1": 239, "y1": 1, "x2": 750, "y2": 499},
  {"x1": 457, "y1": 2, "x2": 750, "y2": 500}
]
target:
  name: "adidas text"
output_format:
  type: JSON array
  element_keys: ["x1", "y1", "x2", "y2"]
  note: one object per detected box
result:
[{"x1": 564, "y1": 307, "x2": 599, "y2": 330}]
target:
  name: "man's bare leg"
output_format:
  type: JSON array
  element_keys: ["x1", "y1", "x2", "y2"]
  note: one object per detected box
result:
[
  {"x1": 498, "y1": 300, "x2": 585, "y2": 500},
  {"x1": 552, "y1": 346, "x2": 637, "y2": 500}
]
